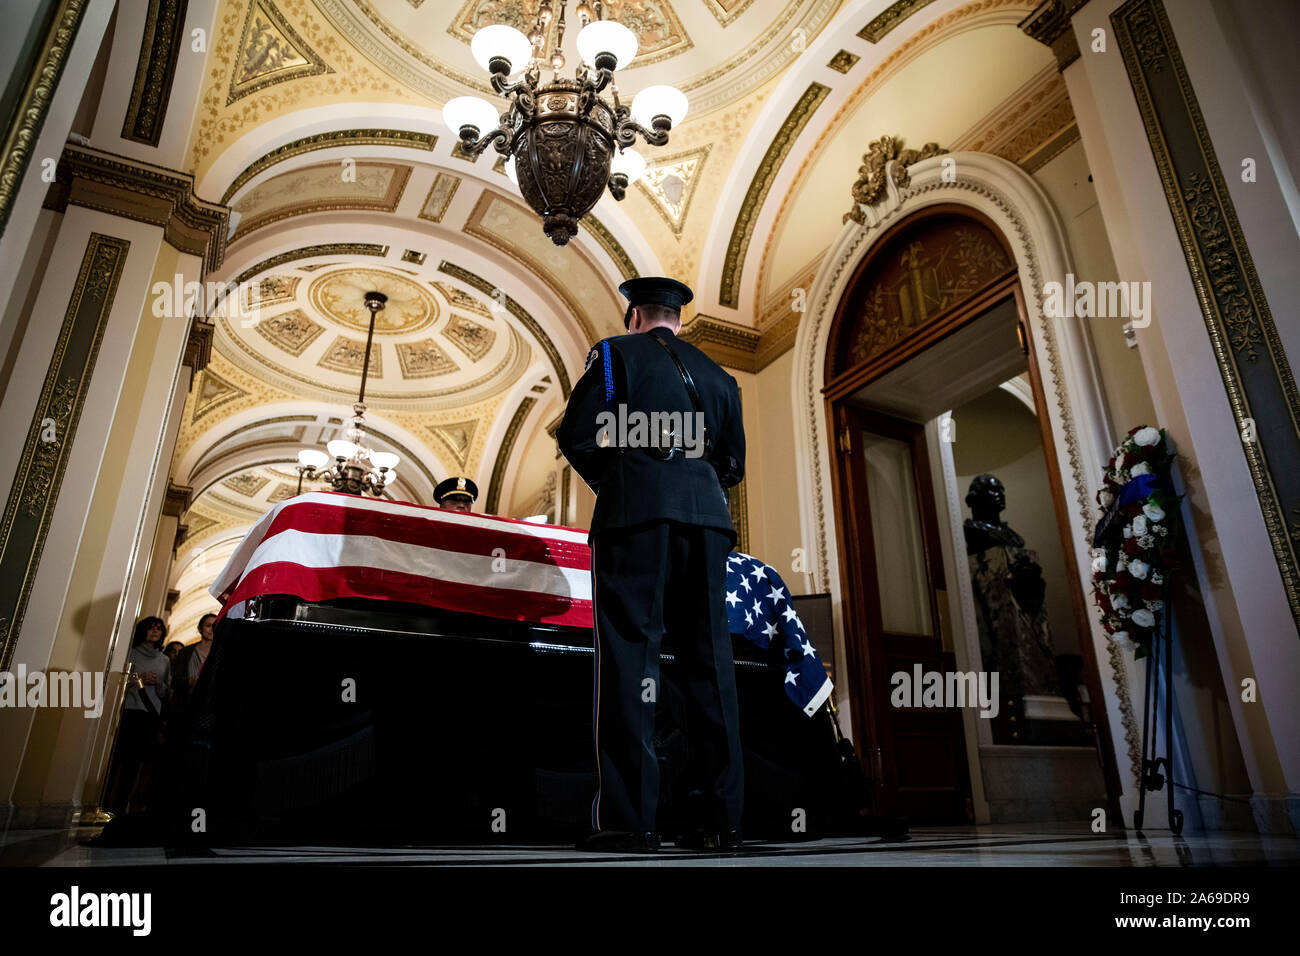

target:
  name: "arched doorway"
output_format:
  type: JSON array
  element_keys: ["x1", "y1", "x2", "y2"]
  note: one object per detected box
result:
[{"x1": 823, "y1": 205, "x2": 1106, "y2": 824}]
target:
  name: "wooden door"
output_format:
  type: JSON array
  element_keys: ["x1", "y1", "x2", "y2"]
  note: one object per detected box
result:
[{"x1": 833, "y1": 405, "x2": 973, "y2": 824}]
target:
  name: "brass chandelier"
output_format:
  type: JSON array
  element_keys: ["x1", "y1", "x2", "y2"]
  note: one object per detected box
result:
[
  {"x1": 443, "y1": 1, "x2": 688, "y2": 245},
  {"x1": 296, "y1": 291, "x2": 399, "y2": 497}
]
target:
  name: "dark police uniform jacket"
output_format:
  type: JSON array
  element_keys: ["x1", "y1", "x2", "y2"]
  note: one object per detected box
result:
[{"x1": 557, "y1": 326, "x2": 745, "y2": 540}]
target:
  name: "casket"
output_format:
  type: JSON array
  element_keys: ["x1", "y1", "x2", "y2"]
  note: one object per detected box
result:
[{"x1": 175, "y1": 493, "x2": 861, "y2": 844}]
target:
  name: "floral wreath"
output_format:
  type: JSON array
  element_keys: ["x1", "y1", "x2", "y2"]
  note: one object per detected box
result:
[{"x1": 1090, "y1": 425, "x2": 1180, "y2": 658}]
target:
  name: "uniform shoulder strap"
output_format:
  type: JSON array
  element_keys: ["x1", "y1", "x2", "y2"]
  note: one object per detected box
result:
[{"x1": 651, "y1": 333, "x2": 705, "y2": 414}]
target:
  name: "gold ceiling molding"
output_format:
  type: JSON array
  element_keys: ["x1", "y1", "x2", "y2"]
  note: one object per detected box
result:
[
  {"x1": 317, "y1": 334, "x2": 383, "y2": 376},
  {"x1": 432, "y1": 280, "x2": 491, "y2": 316},
  {"x1": 396, "y1": 339, "x2": 459, "y2": 378},
  {"x1": 230, "y1": 160, "x2": 411, "y2": 241},
  {"x1": 228, "y1": 0, "x2": 332, "y2": 104},
  {"x1": 43, "y1": 144, "x2": 230, "y2": 275},
  {"x1": 122, "y1": 0, "x2": 187, "y2": 146},
  {"x1": 842, "y1": 135, "x2": 947, "y2": 224},
  {"x1": 1019, "y1": 0, "x2": 1089, "y2": 70},
  {"x1": 680, "y1": 1, "x2": 821, "y2": 96},
  {"x1": 343, "y1": 0, "x2": 494, "y2": 92},
  {"x1": 307, "y1": 267, "x2": 439, "y2": 335},
  {"x1": 703, "y1": 0, "x2": 757, "y2": 26},
  {"x1": 178, "y1": 509, "x2": 220, "y2": 547},
  {"x1": 230, "y1": 243, "x2": 390, "y2": 288},
  {"x1": 755, "y1": 0, "x2": 1033, "y2": 308},
  {"x1": 267, "y1": 482, "x2": 298, "y2": 502},
  {"x1": 827, "y1": 49, "x2": 859, "y2": 74},
  {"x1": 184, "y1": 316, "x2": 215, "y2": 379},
  {"x1": 214, "y1": 308, "x2": 530, "y2": 408},
  {"x1": 443, "y1": 314, "x2": 496, "y2": 362},
  {"x1": 418, "y1": 172, "x2": 461, "y2": 222},
  {"x1": 439, "y1": 260, "x2": 572, "y2": 396},
  {"x1": 462, "y1": 191, "x2": 601, "y2": 346},
  {"x1": 486, "y1": 396, "x2": 538, "y2": 515},
  {"x1": 635, "y1": 144, "x2": 711, "y2": 237},
  {"x1": 582, "y1": 214, "x2": 639, "y2": 280},
  {"x1": 189, "y1": 414, "x2": 317, "y2": 477},
  {"x1": 857, "y1": 0, "x2": 938, "y2": 43},
  {"x1": 163, "y1": 480, "x2": 193, "y2": 517},
  {"x1": 951, "y1": 64, "x2": 1078, "y2": 173},
  {"x1": 192, "y1": 367, "x2": 249, "y2": 421},
  {"x1": 254, "y1": 308, "x2": 325, "y2": 356},
  {"x1": 678, "y1": 312, "x2": 800, "y2": 374},
  {"x1": 251, "y1": 273, "x2": 300, "y2": 308},
  {"x1": 221, "y1": 129, "x2": 437, "y2": 204},
  {"x1": 719, "y1": 83, "x2": 830, "y2": 308},
  {"x1": 678, "y1": 314, "x2": 760, "y2": 372},
  {"x1": 0, "y1": 0, "x2": 88, "y2": 238},
  {"x1": 448, "y1": 0, "x2": 693, "y2": 68},
  {"x1": 222, "y1": 473, "x2": 270, "y2": 497},
  {"x1": 189, "y1": 0, "x2": 421, "y2": 175},
  {"x1": 428, "y1": 419, "x2": 479, "y2": 469}
]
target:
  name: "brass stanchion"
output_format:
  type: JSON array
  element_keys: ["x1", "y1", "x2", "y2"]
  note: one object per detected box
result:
[{"x1": 76, "y1": 662, "x2": 137, "y2": 827}]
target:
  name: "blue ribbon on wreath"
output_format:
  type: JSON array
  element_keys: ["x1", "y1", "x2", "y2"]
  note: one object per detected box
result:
[{"x1": 1093, "y1": 472, "x2": 1167, "y2": 546}]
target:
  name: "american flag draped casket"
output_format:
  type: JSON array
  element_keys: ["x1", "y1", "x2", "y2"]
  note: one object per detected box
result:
[{"x1": 210, "y1": 491, "x2": 832, "y2": 715}]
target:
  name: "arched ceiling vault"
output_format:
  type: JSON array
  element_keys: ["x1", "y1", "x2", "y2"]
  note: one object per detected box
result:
[{"x1": 162, "y1": 0, "x2": 1075, "y2": 551}]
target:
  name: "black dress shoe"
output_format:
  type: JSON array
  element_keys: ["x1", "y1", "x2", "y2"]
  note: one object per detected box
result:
[
  {"x1": 574, "y1": 830, "x2": 660, "y2": 852},
  {"x1": 673, "y1": 828, "x2": 743, "y2": 852}
]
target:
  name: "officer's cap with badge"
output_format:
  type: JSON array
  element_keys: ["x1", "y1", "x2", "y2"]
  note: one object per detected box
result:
[
  {"x1": 433, "y1": 475, "x2": 478, "y2": 504},
  {"x1": 619, "y1": 276, "x2": 693, "y2": 329}
]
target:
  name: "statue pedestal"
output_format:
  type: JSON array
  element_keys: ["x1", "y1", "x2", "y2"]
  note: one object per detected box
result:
[
  {"x1": 1021, "y1": 694, "x2": 1092, "y2": 745},
  {"x1": 979, "y1": 744, "x2": 1108, "y2": 823}
]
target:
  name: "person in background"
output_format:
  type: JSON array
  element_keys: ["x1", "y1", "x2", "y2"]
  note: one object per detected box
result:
[
  {"x1": 171, "y1": 613, "x2": 217, "y2": 729},
  {"x1": 434, "y1": 476, "x2": 478, "y2": 513},
  {"x1": 105, "y1": 616, "x2": 171, "y2": 814},
  {"x1": 164, "y1": 640, "x2": 185, "y2": 664}
]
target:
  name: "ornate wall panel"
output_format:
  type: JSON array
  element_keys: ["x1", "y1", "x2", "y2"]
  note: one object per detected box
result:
[
  {"x1": 1114, "y1": 0, "x2": 1300, "y2": 633},
  {"x1": 122, "y1": 0, "x2": 189, "y2": 146},
  {"x1": 0, "y1": 233, "x2": 127, "y2": 669},
  {"x1": 0, "y1": 0, "x2": 89, "y2": 238}
]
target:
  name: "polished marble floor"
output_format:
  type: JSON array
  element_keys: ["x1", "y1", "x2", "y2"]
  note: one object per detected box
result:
[{"x1": 1, "y1": 823, "x2": 1295, "y2": 867}]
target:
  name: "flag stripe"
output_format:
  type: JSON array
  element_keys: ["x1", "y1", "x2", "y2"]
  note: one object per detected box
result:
[
  {"x1": 254, "y1": 501, "x2": 593, "y2": 572},
  {"x1": 221, "y1": 562, "x2": 592, "y2": 629}
]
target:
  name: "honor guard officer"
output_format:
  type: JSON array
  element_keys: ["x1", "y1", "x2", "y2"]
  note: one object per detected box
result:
[
  {"x1": 557, "y1": 276, "x2": 746, "y2": 853},
  {"x1": 434, "y1": 476, "x2": 478, "y2": 513}
]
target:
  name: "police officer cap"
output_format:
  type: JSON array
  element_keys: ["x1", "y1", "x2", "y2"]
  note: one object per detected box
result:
[
  {"x1": 618, "y1": 276, "x2": 694, "y2": 329},
  {"x1": 434, "y1": 476, "x2": 478, "y2": 503}
]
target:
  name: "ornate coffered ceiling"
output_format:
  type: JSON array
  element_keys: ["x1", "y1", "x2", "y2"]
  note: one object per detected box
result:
[{"x1": 215, "y1": 263, "x2": 528, "y2": 406}]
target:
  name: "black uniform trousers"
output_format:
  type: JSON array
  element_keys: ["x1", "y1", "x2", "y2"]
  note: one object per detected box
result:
[{"x1": 589, "y1": 519, "x2": 743, "y2": 834}]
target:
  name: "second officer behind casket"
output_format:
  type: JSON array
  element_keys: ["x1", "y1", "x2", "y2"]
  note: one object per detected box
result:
[
  {"x1": 557, "y1": 276, "x2": 746, "y2": 853},
  {"x1": 433, "y1": 476, "x2": 478, "y2": 513}
]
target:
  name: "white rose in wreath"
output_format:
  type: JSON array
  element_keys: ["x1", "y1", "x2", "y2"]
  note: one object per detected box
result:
[
  {"x1": 1100, "y1": 491, "x2": 1114, "y2": 507},
  {"x1": 1128, "y1": 559, "x2": 1150, "y2": 579},
  {"x1": 1134, "y1": 427, "x2": 1161, "y2": 447},
  {"x1": 1143, "y1": 502, "x2": 1166, "y2": 522},
  {"x1": 1112, "y1": 592, "x2": 1129, "y2": 609},
  {"x1": 1132, "y1": 515, "x2": 1148, "y2": 536},
  {"x1": 1130, "y1": 461, "x2": 1153, "y2": 478},
  {"x1": 1111, "y1": 630, "x2": 1135, "y2": 650},
  {"x1": 1123, "y1": 523, "x2": 1133, "y2": 538},
  {"x1": 1131, "y1": 608, "x2": 1156, "y2": 628},
  {"x1": 1092, "y1": 552, "x2": 1108, "y2": 573}
]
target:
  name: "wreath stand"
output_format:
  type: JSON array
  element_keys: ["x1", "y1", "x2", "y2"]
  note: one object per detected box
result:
[{"x1": 1132, "y1": 577, "x2": 1184, "y2": 835}]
